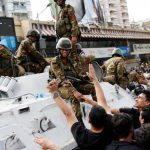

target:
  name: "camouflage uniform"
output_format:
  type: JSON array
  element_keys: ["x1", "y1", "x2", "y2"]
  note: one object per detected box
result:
[
  {"x1": 128, "y1": 70, "x2": 139, "y2": 83},
  {"x1": 0, "y1": 45, "x2": 22, "y2": 77},
  {"x1": 56, "y1": 4, "x2": 80, "y2": 58},
  {"x1": 16, "y1": 38, "x2": 48, "y2": 73},
  {"x1": 50, "y1": 56, "x2": 96, "y2": 117},
  {"x1": 77, "y1": 55, "x2": 95, "y2": 75},
  {"x1": 103, "y1": 57, "x2": 128, "y2": 89}
]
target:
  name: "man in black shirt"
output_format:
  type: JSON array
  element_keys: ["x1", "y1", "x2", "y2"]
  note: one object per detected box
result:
[
  {"x1": 106, "y1": 113, "x2": 142, "y2": 150},
  {"x1": 71, "y1": 106, "x2": 113, "y2": 150},
  {"x1": 47, "y1": 78, "x2": 113, "y2": 150},
  {"x1": 111, "y1": 90, "x2": 150, "y2": 129}
]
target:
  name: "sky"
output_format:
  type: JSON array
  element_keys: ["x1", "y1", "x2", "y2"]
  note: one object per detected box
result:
[
  {"x1": 30, "y1": 0, "x2": 51, "y2": 21},
  {"x1": 30, "y1": 0, "x2": 150, "y2": 22},
  {"x1": 127, "y1": 0, "x2": 150, "y2": 21}
]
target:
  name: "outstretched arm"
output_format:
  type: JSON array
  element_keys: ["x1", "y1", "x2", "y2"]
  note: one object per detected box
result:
[
  {"x1": 47, "y1": 79, "x2": 78, "y2": 128},
  {"x1": 88, "y1": 64, "x2": 111, "y2": 114}
]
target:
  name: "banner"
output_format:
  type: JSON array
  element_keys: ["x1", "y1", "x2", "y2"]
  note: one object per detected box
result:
[
  {"x1": 83, "y1": 47, "x2": 129, "y2": 58},
  {"x1": 132, "y1": 44, "x2": 150, "y2": 54},
  {"x1": 82, "y1": 47, "x2": 115, "y2": 58}
]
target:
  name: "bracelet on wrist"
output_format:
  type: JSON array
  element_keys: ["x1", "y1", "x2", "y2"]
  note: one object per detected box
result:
[{"x1": 53, "y1": 91, "x2": 60, "y2": 99}]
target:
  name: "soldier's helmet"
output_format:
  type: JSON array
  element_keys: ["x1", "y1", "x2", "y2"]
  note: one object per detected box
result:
[
  {"x1": 76, "y1": 43, "x2": 83, "y2": 55},
  {"x1": 26, "y1": 29, "x2": 40, "y2": 39},
  {"x1": 112, "y1": 48, "x2": 123, "y2": 57},
  {"x1": 56, "y1": 37, "x2": 72, "y2": 51},
  {"x1": 76, "y1": 43, "x2": 82, "y2": 50}
]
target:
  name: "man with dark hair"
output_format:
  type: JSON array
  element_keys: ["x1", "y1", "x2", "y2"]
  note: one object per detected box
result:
[
  {"x1": 111, "y1": 90, "x2": 150, "y2": 129},
  {"x1": 106, "y1": 113, "x2": 141, "y2": 150},
  {"x1": 135, "y1": 123, "x2": 150, "y2": 150},
  {"x1": 89, "y1": 105, "x2": 107, "y2": 128},
  {"x1": 36, "y1": 63, "x2": 113, "y2": 150},
  {"x1": 88, "y1": 62, "x2": 150, "y2": 130},
  {"x1": 134, "y1": 104, "x2": 150, "y2": 141},
  {"x1": 45, "y1": 79, "x2": 113, "y2": 150}
]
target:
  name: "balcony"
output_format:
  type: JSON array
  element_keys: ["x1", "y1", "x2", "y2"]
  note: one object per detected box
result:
[
  {"x1": 109, "y1": 6, "x2": 117, "y2": 11},
  {"x1": 110, "y1": 11, "x2": 118, "y2": 18},
  {"x1": 122, "y1": 12, "x2": 129, "y2": 18},
  {"x1": 120, "y1": 1, "x2": 127, "y2": 7}
]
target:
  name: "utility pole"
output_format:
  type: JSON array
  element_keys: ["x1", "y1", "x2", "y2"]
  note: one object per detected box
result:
[
  {"x1": 36, "y1": 3, "x2": 52, "y2": 57},
  {"x1": 1, "y1": 0, "x2": 6, "y2": 17}
]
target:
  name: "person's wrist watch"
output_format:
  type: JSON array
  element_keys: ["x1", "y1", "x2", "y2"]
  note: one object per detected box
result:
[{"x1": 53, "y1": 91, "x2": 60, "y2": 99}]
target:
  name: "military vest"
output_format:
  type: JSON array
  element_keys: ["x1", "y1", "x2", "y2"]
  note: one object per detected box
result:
[
  {"x1": 56, "y1": 4, "x2": 80, "y2": 39},
  {"x1": 50, "y1": 57, "x2": 78, "y2": 79}
]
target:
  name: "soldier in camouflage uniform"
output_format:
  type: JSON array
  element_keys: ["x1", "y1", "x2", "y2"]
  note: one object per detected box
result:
[
  {"x1": 50, "y1": 38, "x2": 96, "y2": 123},
  {"x1": 0, "y1": 44, "x2": 25, "y2": 77},
  {"x1": 103, "y1": 48, "x2": 128, "y2": 89},
  {"x1": 75, "y1": 43, "x2": 95, "y2": 75},
  {"x1": 16, "y1": 29, "x2": 48, "y2": 73},
  {"x1": 54, "y1": 0, "x2": 80, "y2": 58}
]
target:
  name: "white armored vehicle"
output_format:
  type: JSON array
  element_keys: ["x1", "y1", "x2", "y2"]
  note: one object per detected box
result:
[{"x1": 0, "y1": 68, "x2": 135, "y2": 150}]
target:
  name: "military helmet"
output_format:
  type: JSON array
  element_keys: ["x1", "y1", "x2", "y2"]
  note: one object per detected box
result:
[
  {"x1": 76, "y1": 43, "x2": 83, "y2": 55},
  {"x1": 76, "y1": 43, "x2": 82, "y2": 50},
  {"x1": 56, "y1": 37, "x2": 72, "y2": 50},
  {"x1": 26, "y1": 29, "x2": 40, "y2": 38},
  {"x1": 112, "y1": 48, "x2": 123, "y2": 57}
]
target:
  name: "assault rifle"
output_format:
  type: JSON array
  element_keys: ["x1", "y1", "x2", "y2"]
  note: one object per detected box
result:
[
  {"x1": 66, "y1": 76, "x2": 91, "y2": 94},
  {"x1": 66, "y1": 76, "x2": 91, "y2": 85}
]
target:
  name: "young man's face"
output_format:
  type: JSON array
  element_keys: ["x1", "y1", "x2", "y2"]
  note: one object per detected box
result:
[
  {"x1": 29, "y1": 36, "x2": 37, "y2": 42},
  {"x1": 135, "y1": 93, "x2": 150, "y2": 109},
  {"x1": 60, "y1": 49, "x2": 70, "y2": 58}
]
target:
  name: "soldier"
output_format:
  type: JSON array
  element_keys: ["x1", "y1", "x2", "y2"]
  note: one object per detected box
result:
[
  {"x1": 103, "y1": 48, "x2": 128, "y2": 89},
  {"x1": 50, "y1": 38, "x2": 96, "y2": 123},
  {"x1": 54, "y1": 0, "x2": 80, "y2": 57},
  {"x1": 0, "y1": 44, "x2": 25, "y2": 77},
  {"x1": 75, "y1": 43, "x2": 95, "y2": 75},
  {"x1": 16, "y1": 29, "x2": 48, "y2": 73}
]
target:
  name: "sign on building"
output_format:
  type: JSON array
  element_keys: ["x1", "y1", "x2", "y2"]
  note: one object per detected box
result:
[
  {"x1": 132, "y1": 44, "x2": 150, "y2": 54},
  {"x1": 0, "y1": 17, "x2": 17, "y2": 53}
]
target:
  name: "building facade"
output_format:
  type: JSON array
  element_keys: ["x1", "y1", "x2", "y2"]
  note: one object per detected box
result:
[
  {"x1": 0, "y1": 0, "x2": 32, "y2": 19},
  {"x1": 100, "y1": 0, "x2": 130, "y2": 28}
]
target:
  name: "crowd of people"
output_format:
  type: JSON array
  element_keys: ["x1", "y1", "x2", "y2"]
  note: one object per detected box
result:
[{"x1": 34, "y1": 63, "x2": 150, "y2": 150}]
